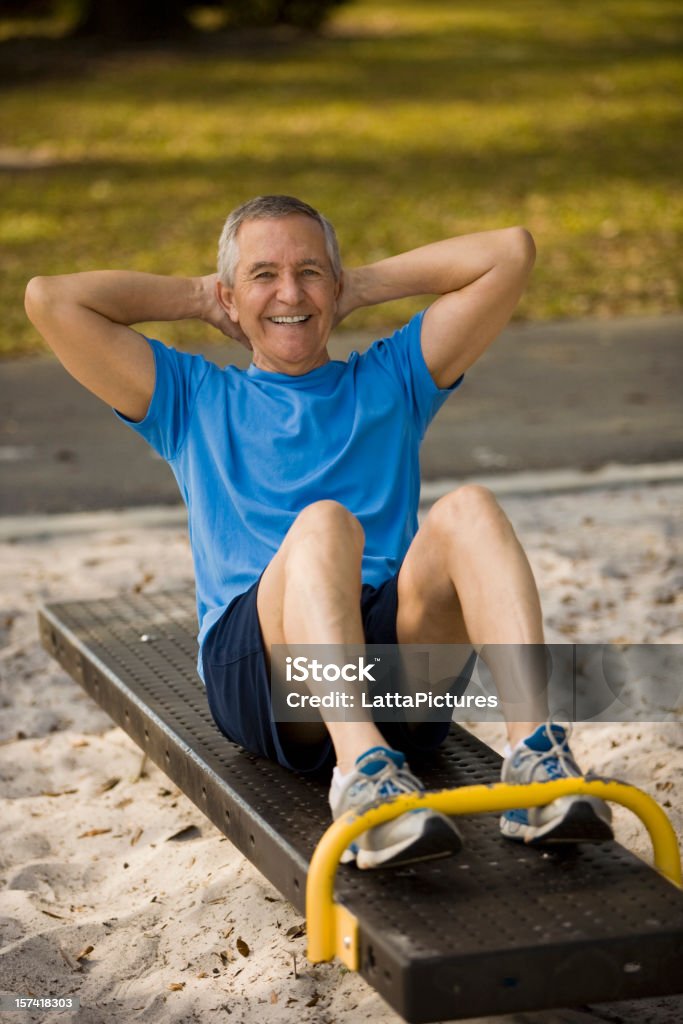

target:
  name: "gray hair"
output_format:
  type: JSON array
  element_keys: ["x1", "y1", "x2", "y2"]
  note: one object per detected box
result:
[{"x1": 217, "y1": 195, "x2": 342, "y2": 286}]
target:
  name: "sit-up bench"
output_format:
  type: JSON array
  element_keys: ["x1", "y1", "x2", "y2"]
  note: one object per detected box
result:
[{"x1": 39, "y1": 590, "x2": 683, "y2": 1023}]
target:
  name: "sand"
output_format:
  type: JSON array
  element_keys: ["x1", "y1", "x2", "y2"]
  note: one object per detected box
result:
[{"x1": 1, "y1": 482, "x2": 681, "y2": 1024}]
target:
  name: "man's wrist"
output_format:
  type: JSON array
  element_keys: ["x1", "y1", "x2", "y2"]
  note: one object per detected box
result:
[
  {"x1": 350, "y1": 262, "x2": 403, "y2": 310},
  {"x1": 339, "y1": 266, "x2": 373, "y2": 317},
  {"x1": 190, "y1": 276, "x2": 212, "y2": 322}
]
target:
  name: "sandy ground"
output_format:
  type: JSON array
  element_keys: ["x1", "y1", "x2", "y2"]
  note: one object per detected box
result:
[{"x1": 0, "y1": 483, "x2": 681, "y2": 1024}]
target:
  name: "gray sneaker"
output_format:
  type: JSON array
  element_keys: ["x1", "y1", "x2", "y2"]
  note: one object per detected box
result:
[
  {"x1": 329, "y1": 745, "x2": 463, "y2": 869},
  {"x1": 500, "y1": 722, "x2": 614, "y2": 844}
]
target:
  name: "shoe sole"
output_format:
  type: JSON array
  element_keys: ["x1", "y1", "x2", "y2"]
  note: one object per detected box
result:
[
  {"x1": 352, "y1": 815, "x2": 464, "y2": 870},
  {"x1": 501, "y1": 799, "x2": 614, "y2": 845}
]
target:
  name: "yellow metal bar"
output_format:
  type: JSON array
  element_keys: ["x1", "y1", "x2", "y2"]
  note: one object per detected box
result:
[{"x1": 306, "y1": 778, "x2": 681, "y2": 965}]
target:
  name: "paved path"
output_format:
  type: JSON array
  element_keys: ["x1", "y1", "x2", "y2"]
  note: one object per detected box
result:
[{"x1": 1, "y1": 314, "x2": 681, "y2": 515}]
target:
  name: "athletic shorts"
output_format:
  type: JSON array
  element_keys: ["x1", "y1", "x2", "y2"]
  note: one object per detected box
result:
[{"x1": 202, "y1": 570, "x2": 454, "y2": 776}]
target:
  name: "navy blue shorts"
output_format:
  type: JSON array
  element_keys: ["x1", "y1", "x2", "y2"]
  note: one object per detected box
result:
[{"x1": 202, "y1": 570, "x2": 452, "y2": 776}]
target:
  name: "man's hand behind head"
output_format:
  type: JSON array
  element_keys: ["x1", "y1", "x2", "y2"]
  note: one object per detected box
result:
[
  {"x1": 332, "y1": 267, "x2": 357, "y2": 329},
  {"x1": 198, "y1": 274, "x2": 252, "y2": 351}
]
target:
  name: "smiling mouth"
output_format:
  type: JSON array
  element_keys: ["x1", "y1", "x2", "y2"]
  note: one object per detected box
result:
[{"x1": 267, "y1": 315, "x2": 312, "y2": 324}]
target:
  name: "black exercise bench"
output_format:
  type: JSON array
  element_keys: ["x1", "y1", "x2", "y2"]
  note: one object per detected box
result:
[{"x1": 39, "y1": 589, "x2": 683, "y2": 1023}]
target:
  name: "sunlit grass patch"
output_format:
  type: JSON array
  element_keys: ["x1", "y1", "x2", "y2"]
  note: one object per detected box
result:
[{"x1": 2, "y1": 0, "x2": 681, "y2": 356}]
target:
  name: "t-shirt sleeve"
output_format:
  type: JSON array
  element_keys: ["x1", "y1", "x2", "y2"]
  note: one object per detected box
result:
[
  {"x1": 112, "y1": 336, "x2": 210, "y2": 461},
  {"x1": 364, "y1": 308, "x2": 464, "y2": 440}
]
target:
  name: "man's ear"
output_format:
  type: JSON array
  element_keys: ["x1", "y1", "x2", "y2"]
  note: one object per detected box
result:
[
  {"x1": 334, "y1": 269, "x2": 344, "y2": 302},
  {"x1": 216, "y1": 280, "x2": 239, "y2": 323}
]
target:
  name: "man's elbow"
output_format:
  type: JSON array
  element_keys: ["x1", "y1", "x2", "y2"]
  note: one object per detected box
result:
[
  {"x1": 24, "y1": 275, "x2": 51, "y2": 323},
  {"x1": 507, "y1": 227, "x2": 536, "y2": 270}
]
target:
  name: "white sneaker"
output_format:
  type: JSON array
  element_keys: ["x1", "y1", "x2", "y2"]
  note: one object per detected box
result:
[
  {"x1": 500, "y1": 722, "x2": 614, "y2": 844},
  {"x1": 329, "y1": 745, "x2": 463, "y2": 870}
]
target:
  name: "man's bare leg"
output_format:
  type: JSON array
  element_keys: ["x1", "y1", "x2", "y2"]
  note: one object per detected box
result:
[
  {"x1": 396, "y1": 485, "x2": 613, "y2": 844},
  {"x1": 396, "y1": 485, "x2": 549, "y2": 745},
  {"x1": 252, "y1": 495, "x2": 481, "y2": 864},
  {"x1": 257, "y1": 499, "x2": 387, "y2": 772},
  {"x1": 257, "y1": 499, "x2": 464, "y2": 866}
]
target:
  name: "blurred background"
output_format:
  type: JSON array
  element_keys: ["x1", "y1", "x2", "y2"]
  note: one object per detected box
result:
[
  {"x1": 1, "y1": 0, "x2": 681, "y2": 357},
  {"x1": 1, "y1": 0, "x2": 681, "y2": 514},
  {"x1": 1, "y1": 13, "x2": 681, "y2": 1020}
]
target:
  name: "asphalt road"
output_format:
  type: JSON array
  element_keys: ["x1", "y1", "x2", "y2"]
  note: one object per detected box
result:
[{"x1": 1, "y1": 315, "x2": 681, "y2": 515}]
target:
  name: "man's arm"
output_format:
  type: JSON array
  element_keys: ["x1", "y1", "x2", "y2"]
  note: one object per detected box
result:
[
  {"x1": 24, "y1": 271, "x2": 242, "y2": 422},
  {"x1": 338, "y1": 227, "x2": 535, "y2": 388}
]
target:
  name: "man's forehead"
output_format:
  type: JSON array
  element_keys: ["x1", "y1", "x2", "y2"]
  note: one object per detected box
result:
[{"x1": 236, "y1": 215, "x2": 329, "y2": 267}]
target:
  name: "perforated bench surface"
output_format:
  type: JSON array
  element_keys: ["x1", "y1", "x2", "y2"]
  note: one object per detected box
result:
[{"x1": 39, "y1": 591, "x2": 683, "y2": 1023}]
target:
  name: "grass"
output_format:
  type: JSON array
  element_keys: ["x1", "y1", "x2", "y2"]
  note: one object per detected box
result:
[{"x1": 1, "y1": 0, "x2": 681, "y2": 356}]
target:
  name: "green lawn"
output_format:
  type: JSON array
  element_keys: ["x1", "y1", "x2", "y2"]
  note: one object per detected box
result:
[{"x1": 2, "y1": 0, "x2": 681, "y2": 356}]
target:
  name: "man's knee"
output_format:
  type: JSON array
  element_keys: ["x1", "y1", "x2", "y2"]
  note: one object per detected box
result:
[
  {"x1": 427, "y1": 484, "x2": 507, "y2": 537},
  {"x1": 290, "y1": 500, "x2": 365, "y2": 549}
]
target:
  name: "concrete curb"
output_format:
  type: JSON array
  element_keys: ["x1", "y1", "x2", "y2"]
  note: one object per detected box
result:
[
  {"x1": 2, "y1": 461, "x2": 682, "y2": 542},
  {"x1": 419, "y1": 460, "x2": 683, "y2": 503},
  {"x1": 0, "y1": 504, "x2": 187, "y2": 542}
]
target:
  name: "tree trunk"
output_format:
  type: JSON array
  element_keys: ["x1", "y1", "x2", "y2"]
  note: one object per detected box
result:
[{"x1": 72, "y1": 0, "x2": 193, "y2": 42}]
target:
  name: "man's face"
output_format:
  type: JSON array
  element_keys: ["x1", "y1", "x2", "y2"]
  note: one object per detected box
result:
[{"x1": 217, "y1": 214, "x2": 341, "y2": 375}]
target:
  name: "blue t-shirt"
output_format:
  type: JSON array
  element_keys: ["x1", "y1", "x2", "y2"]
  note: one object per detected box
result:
[{"x1": 115, "y1": 309, "x2": 463, "y2": 681}]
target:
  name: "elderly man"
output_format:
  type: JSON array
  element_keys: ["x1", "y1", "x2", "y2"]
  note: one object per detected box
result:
[{"x1": 25, "y1": 195, "x2": 613, "y2": 869}]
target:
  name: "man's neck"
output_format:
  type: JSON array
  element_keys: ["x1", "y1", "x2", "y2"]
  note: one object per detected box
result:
[{"x1": 250, "y1": 349, "x2": 331, "y2": 376}]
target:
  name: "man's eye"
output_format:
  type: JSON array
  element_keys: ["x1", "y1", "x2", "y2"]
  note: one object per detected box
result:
[
  {"x1": 302, "y1": 268, "x2": 320, "y2": 277},
  {"x1": 255, "y1": 271, "x2": 274, "y2": 279}
]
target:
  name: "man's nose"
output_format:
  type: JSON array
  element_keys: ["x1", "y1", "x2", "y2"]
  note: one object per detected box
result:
[{"x1": 276, "y1": 271, "x2": 304, "y2": 305}]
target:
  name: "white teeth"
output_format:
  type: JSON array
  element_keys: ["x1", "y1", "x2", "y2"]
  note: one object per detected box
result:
[{"x1": 269, "y1": 315, "x2": 310, "y2": 324}]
